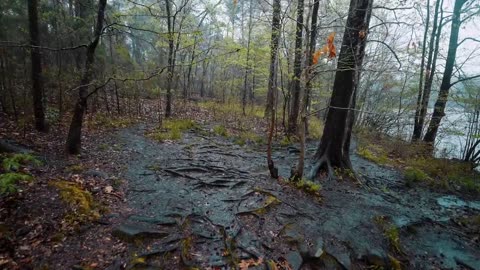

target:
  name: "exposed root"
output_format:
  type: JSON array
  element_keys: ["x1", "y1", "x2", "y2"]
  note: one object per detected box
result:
[{"x1": 307, "y1": 154, "x2": 335, "y2": 181}]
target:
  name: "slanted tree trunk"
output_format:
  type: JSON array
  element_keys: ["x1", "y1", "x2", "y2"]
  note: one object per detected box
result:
[
  {"x1": 423, "y1": 0, "x2": 467, "y2": 144},
  {"x1": 267, "y1": 0, "x2": 281, "y2": 179},
  {"x1": 309, "y1": 0, "x2": 373, "y2": 180},
  {"x1": 286, "y1": 0, "x2": 304, "y2": 135},
  {"x1": 28, "y1": 0, "x2": 47, "y2": 132},
  {"x1": 66, "y1": 0, "x2": 107, "y2": 154}
]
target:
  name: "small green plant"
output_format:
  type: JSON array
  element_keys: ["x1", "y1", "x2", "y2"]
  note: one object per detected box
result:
[
  {"x1": 404, "y1": 167, "x2": 429, "y2": 186},
  {"x1": 286, "y1": 178, "x2": 322, "y2": 197},
  {"x1": 213, "y1": 125, "x2": 228, "y2": 137},
  {"x1": 2, "y1": 153, "x2": 41, "y2": 171},
  {"x1": 0, "y1": 173, "x2": 33, "y2": 194},
  {"x1": 0, "y1": 154, "x2": 40, "y2": 195}
]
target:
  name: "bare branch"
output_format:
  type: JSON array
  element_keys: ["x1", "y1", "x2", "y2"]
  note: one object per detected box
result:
[
  {"x1": 367, "y1": 39, "x2": 402, "y2": 70},
  {"x1": 450, "y1": 74, "x2": 480, "y2": 87}
]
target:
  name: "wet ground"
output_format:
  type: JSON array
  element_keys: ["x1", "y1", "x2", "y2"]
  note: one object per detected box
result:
[{"x1": 108, "y1": 124, "x2": 480, "y2": 270}]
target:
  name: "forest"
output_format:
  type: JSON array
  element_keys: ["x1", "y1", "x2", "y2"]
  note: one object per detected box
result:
[{"x1": 0, "y1": 0, "x2": 479, "y2": 269}]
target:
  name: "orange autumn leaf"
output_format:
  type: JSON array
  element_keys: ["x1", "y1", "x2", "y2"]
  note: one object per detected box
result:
[
  {"x1": 326, "y1": 32, "x2": 336, "y2": 59},
  {"x1": 312, "y1": 33, "x2": 336, "y2": 65},
  {"x1": 312, "y1": 50, "x2": 323, "y2": 65}
]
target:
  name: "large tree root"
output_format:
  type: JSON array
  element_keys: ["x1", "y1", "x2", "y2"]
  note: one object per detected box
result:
[
  {"x1": 307, "y1": 153, "x2": 361, "y2": 183},
  {"x1": 307, "y1": 154, "x2": 336, "y2": 181}
]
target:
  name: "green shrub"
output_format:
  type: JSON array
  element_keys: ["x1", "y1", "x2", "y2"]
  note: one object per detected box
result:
[{"x1": 404, "y1": 167, "x2": 429, "y2": 186}]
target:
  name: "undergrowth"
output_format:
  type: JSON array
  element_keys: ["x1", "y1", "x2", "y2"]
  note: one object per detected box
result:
[
  {"x1": 0, "y1": 153, "x2": 41, "y2": 195},
  {"x1": 88, "y1": 113, "x2": 136, "y2": 129},
  {"x1": 150, "y1": 119, "x2": 197, "y2": 142},
  {"x1": 356, "y1": 129, "x2": 480, "y2": 193}
]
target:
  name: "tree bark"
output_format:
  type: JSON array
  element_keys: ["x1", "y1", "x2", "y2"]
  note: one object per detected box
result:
[
  {"x1": 267, "y1": 0, "x2": 281, "y2": 179},
  {"x1": 292, "y1": 0, "x2": 320, "y2": 181},
  {"x1": 413, "y1": 0, "x2": 443, "y2": 140},
  {"x1": 423, "y1": 0, "x2": 467, "y2": 144},
  {"x1": 165, "y1": 0, "x2": 174, "y2": 117},
  {"x1": 28, "y1": 0, "x2": 47, "y2": 132},
  {"x1": 286, "y1": 0, "x2": 304, "y2": 135},
  {"x1": 309, "y1": 0, "x2": 373, "y2": 180},
  {"x1": 412, "y1": 0, "x2": 430, "y2": 140},
  {"x1": 66, "y1": 0, "x2": 107, "y2": 154}
]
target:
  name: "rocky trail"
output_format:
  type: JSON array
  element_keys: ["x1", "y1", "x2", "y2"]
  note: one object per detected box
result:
[{"x1": 107, "y1": 124, "x2": 480, "y2": 270}]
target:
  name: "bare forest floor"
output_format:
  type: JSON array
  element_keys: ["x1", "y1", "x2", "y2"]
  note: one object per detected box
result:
[{"x1": 0, "y1": 103, "x2": 479, "y2": 270}]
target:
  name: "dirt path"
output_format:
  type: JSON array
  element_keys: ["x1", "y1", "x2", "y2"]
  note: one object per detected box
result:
[{"x1": 108, "y1": 124, "x2": 480, "y2": 270}]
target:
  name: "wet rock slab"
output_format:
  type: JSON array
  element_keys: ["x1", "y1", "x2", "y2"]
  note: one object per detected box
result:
[{"x1": 110, "y1": 125, "x2": 480, "y2": 269}]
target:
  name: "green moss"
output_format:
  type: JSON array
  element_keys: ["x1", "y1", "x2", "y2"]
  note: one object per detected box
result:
[
  {"x1": 357, "y1": 146, "x2": 389, "y2": 165},
  {"x1": 253, "y1": 195, "x2": 281, "y2": 215},
  {"x1": 286, "y1": 178, "x2": 322, "y2": 197},
  {"x1": 50, "y1": 180, "x2": 100, "y2": 222},
  {"x1": 181, "y1": 236, "x2": 193, "y2": 261},
  {"x1": 374, "y1": 216, "x2": 402, "y2": 254},
  {"x1": 388, "y1": 255, "x2": 402, "y2": 270},
  {"x1": 213, "y1": 125, "x2": 228, "y2": 137}
]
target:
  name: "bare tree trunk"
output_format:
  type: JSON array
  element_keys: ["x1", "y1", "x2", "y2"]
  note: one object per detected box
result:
[
  {"x1": 286, "y1": 0, "x2": 304, "y2": 135},
  {"x1": 413, "y1": 0, "x2": 443, "y2": 140},
  {"x1": 165, "y1": 0, "x2": 174, "y2": 117},
  {"x1": 267, "y1": 0, "x2": 281, "y2": 179},
  {"x1": 309, "y1": 0, "x2": 373, "y2": 180},
  {"x1": 292, "y1": 0, "x2": 320, "y2": 181},
  {"x1": 28, "y1": 0, "x2": 47, "y2": 132},
  {"x1": 66, "y1": 0, "x2": 107, "y2": 154},
  {"x1": 242, "y1": 0, "x2": 254, "y2": 116},
  {"x1": 423, "y1": 0, "x2": 467, "y2": 144},
  {"x1": 412, "y1": 0, "x2": 430, "y2": 140}
]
